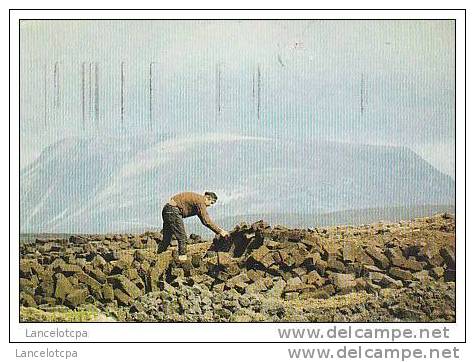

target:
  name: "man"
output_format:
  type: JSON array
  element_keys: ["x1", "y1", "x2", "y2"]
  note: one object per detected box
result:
[{"x1": 160, "y1": 191, "x2": 229, "y2": 261}]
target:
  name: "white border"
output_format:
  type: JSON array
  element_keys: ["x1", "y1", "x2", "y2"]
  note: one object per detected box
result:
[{"x1": 9, "y1": 9, "x2": 466, "y2": 343}]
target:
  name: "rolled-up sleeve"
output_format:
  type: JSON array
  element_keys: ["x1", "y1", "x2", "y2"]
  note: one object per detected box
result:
[{"x1": 197, "y1": 204, "x2": 222, "y2": 234}]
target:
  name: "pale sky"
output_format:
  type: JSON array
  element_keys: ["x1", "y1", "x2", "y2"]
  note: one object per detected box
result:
[{"x1": 20, "y1": 20, "x2": 455, "y2": 177}]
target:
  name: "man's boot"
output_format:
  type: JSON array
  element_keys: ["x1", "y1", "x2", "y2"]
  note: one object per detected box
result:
[{"x1": 178, "y1": 254, "x2": 187, "y2": 262}]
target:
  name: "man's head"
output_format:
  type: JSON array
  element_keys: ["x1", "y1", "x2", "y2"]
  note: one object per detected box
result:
[{"x1": 204, "y1": 191, "x2": 218, "y2": 206}]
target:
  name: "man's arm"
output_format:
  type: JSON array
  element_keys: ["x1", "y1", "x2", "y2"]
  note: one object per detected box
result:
[{"x1": 196, "y1": 204, "x2": 225, "y2": 235}]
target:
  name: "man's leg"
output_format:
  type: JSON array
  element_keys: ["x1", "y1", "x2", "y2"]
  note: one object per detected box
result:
[
  {"x1": 158, "y1": 222, "x2": 172, "y2": 252},
  {"x1": 167, "y1": 207, "x2": 188, "y2": 256},
  {"x1": 159, "y1": 206, "x2": 174, "y2": 252}
]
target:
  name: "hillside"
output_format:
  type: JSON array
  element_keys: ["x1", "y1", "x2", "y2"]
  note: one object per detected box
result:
[
  {"x1": 213, "y1": 204, "x2": 455, "y2": 232},
  {"x1": 20, "y1": 213, "x2": 455, "y2": 322}
]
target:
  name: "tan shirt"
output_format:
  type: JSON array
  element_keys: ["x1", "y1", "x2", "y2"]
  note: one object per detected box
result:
[{"x1": 170, "y1": 192, "x2": 222, "y2": 234}]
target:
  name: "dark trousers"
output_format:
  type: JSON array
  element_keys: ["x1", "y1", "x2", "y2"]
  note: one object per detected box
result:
[{"x1": 160, "y1": 204, "x2": 187, "y2": 255}]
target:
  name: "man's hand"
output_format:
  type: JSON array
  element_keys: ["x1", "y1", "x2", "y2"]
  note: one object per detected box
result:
[{"x1": 219, "y1": 229, "x2": 230, "y2": 239}]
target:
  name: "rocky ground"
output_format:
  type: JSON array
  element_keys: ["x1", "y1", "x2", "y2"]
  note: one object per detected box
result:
[{"x1": 20, "y1": 213, "x2": 455, "y2": 322}]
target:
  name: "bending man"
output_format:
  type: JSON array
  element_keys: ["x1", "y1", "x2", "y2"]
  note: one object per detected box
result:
[{"x1": 160, "y1": 191, "x2": 229, "y2": 261}]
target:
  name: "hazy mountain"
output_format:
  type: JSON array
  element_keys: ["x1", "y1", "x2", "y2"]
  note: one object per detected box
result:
[{"x1": 20, "y1": 133, "x2": 455, "y2": 233}]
